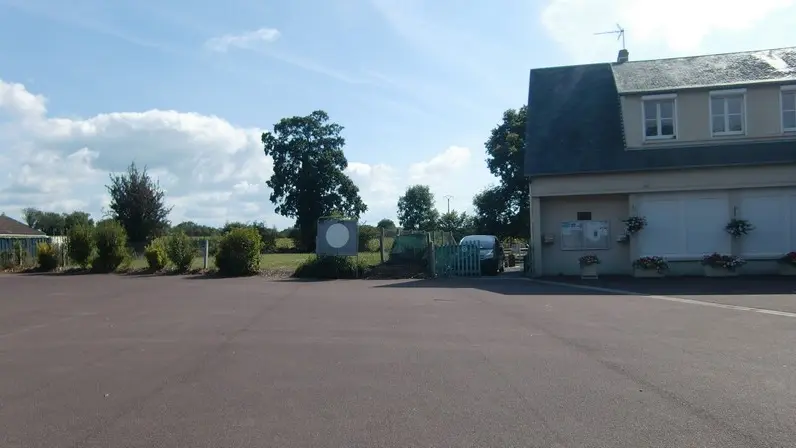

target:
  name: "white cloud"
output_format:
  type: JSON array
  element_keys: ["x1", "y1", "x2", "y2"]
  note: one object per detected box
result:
[
  {"x1": 205, "y1": 27, "x2": 281, "y2": 52},
  {"x1": 541, "y1": 0, "x2": 795, "y2": 61},
  {"x1": 0, "y1": 78, "x2": 277, "y2": 230},
  {"x1": 0, "y1": 78, "x2": 490, "y2": 231},
  {"x1": 347, "y1": 145, "x2": 489, "y2": 222}
]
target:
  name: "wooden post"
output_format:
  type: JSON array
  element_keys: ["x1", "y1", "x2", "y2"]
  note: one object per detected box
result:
[
  {"x1": 379, "y1": 226, "x2": 385, "y2": 263},
  {"x1": 203, "y1": 239, "x2": 209, "y2": 269}
]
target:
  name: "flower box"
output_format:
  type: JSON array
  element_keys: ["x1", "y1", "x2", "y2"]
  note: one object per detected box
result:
[
  {"x1": 633, "y1": 268, "x2": 665, "y2": 278},
  {"x1": 580, "y1": 263, "x2": 598, "y2": 279},
  {"x1": 778, "y1": 264, "x2": 796, "y2": 276},
  {"x1": 703, "y1": 266, "x2": 739, "y2": 277},
  {"x1": 700, "y1": 253, "x2": 745, "y2": 277}
]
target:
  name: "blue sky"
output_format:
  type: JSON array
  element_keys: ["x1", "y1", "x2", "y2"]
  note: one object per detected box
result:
[{"x1": 1, "y1": 0, "x2": 794, "y2": 229}]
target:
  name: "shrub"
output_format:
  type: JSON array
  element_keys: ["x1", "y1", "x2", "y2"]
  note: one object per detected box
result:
[
  {"x1": 144, "y1": 237, "x2": 169, "y2": 271},
  {"x1": 92, "y1": 220, "x2": 128, "y2": 272},
  {"x1": 215, "y1": 227, "x2": 262, "y2": 276},
  {"x1": 293, "y1": 255, "x2": 369, "y2": 279},
  {"x1": 358, "y1": 225, "x2": 380, "y2": 252},
  {"x1": 36, "y1": 242, "x2": 59, "y2": 271},
  {"x1": 167, "y1": 231, "x2": 196, "y2": 273},
  {"x1": 67, "y1": 224, "x2": 95, "y2": 268}
]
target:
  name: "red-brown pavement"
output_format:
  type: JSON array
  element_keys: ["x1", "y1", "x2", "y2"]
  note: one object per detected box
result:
[{"x1": 1, "y1": 273, "x2": 794, "y2": 447}]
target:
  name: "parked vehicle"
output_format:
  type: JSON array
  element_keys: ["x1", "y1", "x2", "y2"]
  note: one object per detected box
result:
[{"x1": 459, "y1": 235, "x2": 505, "y2": 275}]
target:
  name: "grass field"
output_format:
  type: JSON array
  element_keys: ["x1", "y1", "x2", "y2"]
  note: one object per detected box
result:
[{"x1": 127, "y1": 251, "x2": 385, "y2": 271}]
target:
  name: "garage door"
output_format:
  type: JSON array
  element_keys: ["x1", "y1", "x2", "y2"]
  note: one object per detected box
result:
[
  {"x1": 636, "y1": 192, "x2": 731, "y2": 259},
  {"x1": 738, "y1": 188, "x2": 796, "y2": 257}
]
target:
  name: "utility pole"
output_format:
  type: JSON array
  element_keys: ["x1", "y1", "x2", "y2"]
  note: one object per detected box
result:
[{"x1": 443, "y1": 195, "x2": 453, "y2": 213}]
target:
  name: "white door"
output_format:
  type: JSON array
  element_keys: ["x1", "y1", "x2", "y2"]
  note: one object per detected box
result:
[
  {"x1": 636, "y1": 192, "x2": 730, "y2": 259},
  {"x1": 738, "y1": 188, "x2": 796, "y2": 257}
]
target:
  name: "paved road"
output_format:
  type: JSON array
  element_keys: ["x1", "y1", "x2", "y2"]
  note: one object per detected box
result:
[{"x1": 1, "y1": 274, "x2": 794, "y2": 447}]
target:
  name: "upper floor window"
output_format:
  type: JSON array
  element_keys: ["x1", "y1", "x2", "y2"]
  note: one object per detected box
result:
[
  {"x1": 642, "y1": 94, "x2": 676, "y2": 140},
  {"x1": 710, "y1": 89, "x2": 746, "y2": 136},
  {"x1": 782, "y1": 86, "x2": 796, "y2": 133}
]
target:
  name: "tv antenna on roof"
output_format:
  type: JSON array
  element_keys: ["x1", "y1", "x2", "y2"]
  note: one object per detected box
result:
[{"x1": 594, "y1": 24, "x2": 625, "y2": 49}]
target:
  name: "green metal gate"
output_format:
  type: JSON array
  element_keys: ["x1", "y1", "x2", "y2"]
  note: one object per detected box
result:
[{"x1": 434, "y1": 242, "x2": 481, "y2": 277}]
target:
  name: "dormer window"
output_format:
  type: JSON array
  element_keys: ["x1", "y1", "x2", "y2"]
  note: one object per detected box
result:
[
  {"x1": 710, "y1": 89, "x2": 746, "y2": 136},
  {"x1": 642, "y1": 94, "x2": 677, "y2": 141}
]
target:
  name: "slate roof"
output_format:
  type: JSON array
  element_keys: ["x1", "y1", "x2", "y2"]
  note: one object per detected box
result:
[
  {"x1": 524, "y1": 47, "x2": 796, "y2": 177},
  {"x1": 0, "y1": 215, "x2": 46, "y2": 236},
  {"x1": 612, "y1": 47, "x2": 796, "y2": 93}
]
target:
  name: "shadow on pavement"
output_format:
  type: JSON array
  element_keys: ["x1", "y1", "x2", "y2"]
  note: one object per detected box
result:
[
  {"x1": 548, "y1": 275, "x2": 796, "y2": 296},
  {"x1": 375, "y1": 273, "x2": 796, "y2": 297}
]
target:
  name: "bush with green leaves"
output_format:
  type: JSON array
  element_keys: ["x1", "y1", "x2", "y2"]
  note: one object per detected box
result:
[
  {"x1": 166, "y1": 231, "x2": 196, "y2": 273},
  {"x1": 215, "y1": 227, "x2": 262, "y2": 276},
  {"x1": 36, "y1": 241, "x2": 59, "y2": 271},
  {"x1": 67, "y1": 224, "x2": 95, "y2": 268},
  {"x1": 92, "y1": 220, "x2": 129, "y2": 272},
  {"x1": 293, "y1": 255, "x2": 369, "y2": 279},
  {"x1": 144, "y1": 237, "x2": 169, "y2": 271},
  {"x1": 358, "y1": 224, "x2": 380, "y2": 252}
]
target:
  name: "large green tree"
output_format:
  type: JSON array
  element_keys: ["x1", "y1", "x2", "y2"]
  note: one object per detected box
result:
[
  {"x1": 438, "y1": 210, "x2": 473, "y2": 237},
  {"x1": 397, "y1": 185, "x2": 439, "y2": 231},
  {"x1": 473, "y1": 106, "x2": 528, "y2": 239},
  {"x1": 173, "y1": 221, "x2": 219, "y2": 237},
  {"x1": 262, "y1": 110, "x2": 367, "y2": 251},
  {"x1": 376, "y1": 218, "x2": 396, "y2": 230},
  {"x1": 106, "y1": 162, "x2": 172, "y2": 246}
]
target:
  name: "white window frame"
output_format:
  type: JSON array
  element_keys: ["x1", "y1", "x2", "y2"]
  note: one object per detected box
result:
[
  {"x1": 641, "y1": 93, "x2": 678, "y2": 141},
  {"x1": 781, "y1": 85, "x2": 796, "y2": 133},
  {"x1": 709, "y1": 88, "x2": 747, "y2": 137}
]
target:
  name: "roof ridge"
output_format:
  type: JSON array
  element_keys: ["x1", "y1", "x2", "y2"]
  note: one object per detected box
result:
[{"x1": 618, "y1": 45, "x2": 796, "y2": 65}]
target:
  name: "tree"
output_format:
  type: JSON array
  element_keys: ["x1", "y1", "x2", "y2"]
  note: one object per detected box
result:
[
  {"x1": 21, "y1": 208, "x2": 66, "y2": 235},
  {"x1": 473, "y1": 106, "x2": 529, "y2": 239},
  {"x1": 473, "y1": 187, "x2": 514, "y2": 236},
  {"x1": 63, "y1": 211, "x2": 94, "y2": 231},
  {"x1": 106, "y1": 162, "x2": 172, "y2": 246},
  {"x1": 376, "y1": 218, "x2": 396, "y2": 230},
  {"x1": 173, "y1": 221, "x2": 219, "y2": 237},
  {"x1": 262, "y1": 110, "x2": 367, "y2": 251},
  {"x1": 397, "y1": 185, "x2": 439, "y2": 231},
  {"x1": 438, "y1": 210, "x2": 473, "y2": 237}
]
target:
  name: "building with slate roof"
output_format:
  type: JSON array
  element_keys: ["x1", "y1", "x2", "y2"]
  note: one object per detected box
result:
[{"x1": 524, "y1": 47, "x2": 796, "y2": 277}]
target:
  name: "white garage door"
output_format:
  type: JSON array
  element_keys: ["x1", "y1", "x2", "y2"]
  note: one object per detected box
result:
[
  {"x1": 738, "y1": 188, "x2": 796, "y2": 257},
  {"x1": 636, "y1": 192, "x2": 731, "y2": 258}
]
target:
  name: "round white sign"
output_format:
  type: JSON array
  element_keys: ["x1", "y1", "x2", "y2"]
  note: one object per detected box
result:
[{"x1": 325, "y1": 223, "x2": 350, "y2": 249}]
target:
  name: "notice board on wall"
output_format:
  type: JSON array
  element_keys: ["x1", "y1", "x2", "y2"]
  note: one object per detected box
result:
[{"x1": 560, "y1": 220, "x2": 610, "y2": 250}]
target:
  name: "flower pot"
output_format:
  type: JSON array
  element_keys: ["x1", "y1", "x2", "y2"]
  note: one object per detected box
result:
[
  {"x1": 580, "y1": 264, "x2": 598, "y2": 280},
  {"x1": 703, "y1": 265, "x2": 739, "y2": 277},
  {"x1": 633, "y1": 268, "x2": 665, "y2": 278},
  {"x1": 778, "y1": 264, "x2": 796, "y2": 276}
]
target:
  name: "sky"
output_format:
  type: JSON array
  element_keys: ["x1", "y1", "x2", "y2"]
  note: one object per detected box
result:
[{"x1": 1, "y1": 0, "x2": 794, "y2": 230}]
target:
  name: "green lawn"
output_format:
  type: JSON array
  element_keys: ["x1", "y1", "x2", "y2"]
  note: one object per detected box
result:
[{"x1": 127, "y1": 251, "x2": 385, "y2": 272}]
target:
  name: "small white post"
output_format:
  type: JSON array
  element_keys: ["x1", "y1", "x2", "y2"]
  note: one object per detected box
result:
[{"x1": 203, "y1": 239, "x2": 209, "y2": 269}]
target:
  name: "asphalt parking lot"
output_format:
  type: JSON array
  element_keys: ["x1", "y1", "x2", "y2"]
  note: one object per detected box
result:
[{"x1": 1, "y1": 273, "x2": 795, "y2": 447}]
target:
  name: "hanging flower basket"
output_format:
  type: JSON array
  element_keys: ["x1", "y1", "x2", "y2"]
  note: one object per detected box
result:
[
  {"x1": 724, "y1": 219, "x2": 754, "y2": 238},
  {"x1": 622, "y1": 216, "x2": 647, "y2": 235}
]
